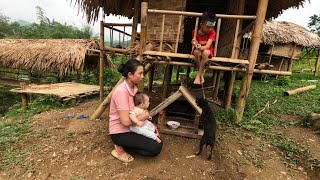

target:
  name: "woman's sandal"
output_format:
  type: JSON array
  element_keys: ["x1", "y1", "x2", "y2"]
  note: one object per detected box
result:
[{"x1": 111, "y1": 149, "x2": 134, "y2": 163}]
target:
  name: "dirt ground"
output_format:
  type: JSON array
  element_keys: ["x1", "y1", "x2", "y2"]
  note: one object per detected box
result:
[{"x1": 0, "y1": 87, "x2": 320, "y2": 180}]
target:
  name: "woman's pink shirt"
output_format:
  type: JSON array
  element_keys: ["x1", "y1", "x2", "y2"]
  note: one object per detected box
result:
[{"x1": 109, "y1": 81, "x2": 138, "y2": 134}]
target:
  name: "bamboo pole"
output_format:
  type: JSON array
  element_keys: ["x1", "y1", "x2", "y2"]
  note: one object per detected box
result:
[
  {"x1": 213, "y1": 71, "x2": 222, "y2": 101},
  {"x1": 287, "y1": 44, "x2": 296, "y2": 72},
  {"x1": 105, "y1": 26, "x2": 133, "y2": 38},
  {"x1": 130, "y1": 0, "x2": 140, "y2": 58},
  {"x1": 162, "y1": 64, "x2": 173, "y2": 100},
  {"x1": 148, "y1": 65, "x2": 155, "y2": 91},
  {"x1": 159, "y1": 15, "x2": 165, "y2": 52},
  {"x1": 214, "y1": 18, "x2": 221, "y2": 57},
  {"x1": 104, "y1": 23, "x2": 133, "y2": 26},
  {"x1": 276, "y1": 57, "x2": 284, "y2": 79},
  {"x1": 191, "y1": 17, "x2": 199, "y2": 53},
  {"x1": 235, "y1": 0, "x2": 269, "y2": 123},
  {"x1": 231, "y1": 19, "x2": 240, "y2": 58},
  {"x1": 122, "y1": 26, "x2": 125, "y2": 48},
  {"x1": 139, "y1": 0, "x2": 148, "y2": 61},
  {"x1": 284, "y1": 85, "x2": 316, "y2": 96},
  {"x1": 110, "y1": 26, "x2": 114, "y2": 47},
  {"x1": 314, "y1": 49, "x2": 320, "y2": 78},
  {"x1": 175, "y1": 15, "x2": 183, "y2": 53},
  {"x1": 225, "y1": 71, "x2": 236, "y2": 109},
  {"x1": 148, "y1": 9, "x2": 256, "y2": 19},
  {"x1": 99, "y1": 21, "x2": 105, "y2": 102}
]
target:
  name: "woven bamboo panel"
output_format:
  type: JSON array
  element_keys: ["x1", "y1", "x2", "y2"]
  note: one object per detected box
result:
[
  {"x1": 10, "y1": 82, "x2": 101, "y2": 99},
  {"x1": 147, "y1": 0, "x2": 187, "y2": 42}
]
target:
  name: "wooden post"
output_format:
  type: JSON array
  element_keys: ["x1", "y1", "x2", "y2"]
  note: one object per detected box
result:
[
  {"x1": 162, "y1": 64, "x2": 173, "y2": 100},
  {"x1": 235, "y1": 0, "x2": 269, "y2": 122},
  {"x1": 287, "y1": 44, "x2": 296, "y2": 72},
  {"x1": 225, "y1": 71, "x2": 236, "y2": 109},
  {"x1": 139, "y1": 0, "x2": 148, "y2": 61},
  {"x1": 99, "y1": 21, "x2": 105, "y2": 102},
  {"x1": 186, "y1": 66, "x2": 191, "y2": 86},
  {"x1": 20, "y1": 82, "x2": 28, "y2": 108},
  {"x1": 148, "y1": 65, "x2": 155, "y2": 91},
  {"x1": 213, "y1": 71, "x2": 222, "y2": 101},
  {"x1": 159, "y1": 15, "x2": 165, "y2": 52},
  {"x1": 176, "y1": 66, "x2": 181, "y2": 81},
  {"x1": 314, "y1": 49, "x2": 320, "y2": 78},
  {"x1": 175, "y1": 15, "x2": 183, "y2": 53},
  {"x1": 214, "y1": 18, "x2": 221, "y2": 57},
  {"x1": 122, "y1": 26, "x2": 125, "y2": 48},
  {"x1": 130, "y1": 0, "x2": 140, "y2": 58},
  {"x1": 110, "y1": 26, "x2": 114, "y2": 47},
  {"x1": 231, "y1": 19, "x2": 240, "y2": 58},
  {"x1": 276, "y1": 57, "x2": 284, "y2": 79}
]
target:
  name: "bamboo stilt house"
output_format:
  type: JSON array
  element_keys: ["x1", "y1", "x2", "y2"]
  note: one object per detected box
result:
[
  {"x1": 0, "y1": 39, "x2": 100, "y2": 76},
  {"x1": 73, "y1": 0, "x2": 308, "y2": 122},
  {"x1": 241, "y1": 21, "x2": 320, "y2": 73}
]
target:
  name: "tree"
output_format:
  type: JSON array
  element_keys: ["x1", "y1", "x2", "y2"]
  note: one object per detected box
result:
[
  {"x1": 308, "y1": 14, "x2": 320, "y2": 36},
  {"x1": 0, "y1": 13, "x2": 10, "y2": 38}
]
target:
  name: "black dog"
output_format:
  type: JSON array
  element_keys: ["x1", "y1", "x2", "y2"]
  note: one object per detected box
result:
[{"x1": 195, "y1": 97, "x2": 217, "y2": 160}]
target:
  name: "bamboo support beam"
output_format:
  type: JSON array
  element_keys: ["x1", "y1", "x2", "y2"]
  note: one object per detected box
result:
[
  {"x1": 213, "y1": 71, "x2": 222, "y2": 101},
  {"x1": 175, "y1": 15, "x2": 183, "y2": 53},
  {"x1": 287, "y1": 44, "x2": 296, "y2": 72},
  {"x1": 159, "y1": 15, "x2": 165, "y2": 52},
  {"x1": 104, "y1": 23, "x2": 132, "y2": 26},
  {"x1": 284, "y1": 85, "x2": 316, "y2": 96},
  {"x1": 231, "y1": 19, "x2": 240, "y2": 58},
  {"x1": 191, "y1": 17, "x2": 199, "y2": 53},
  {"x1": 148, "y1": 9, "x2": 256, "y2": 19},
  {"x1": 225, "y1": 71, "x2": 236, "y2": 109},
  {"x1": 139, "y1": 1, "x2": 148, "y2": 61},
  {"x1": 99, "y1": 21, "x2": 105, "y2": 102},
  {"x1": 150, "y1": 90, "x2": 182, "y2": 116},
  {"x1": 105, "y1": 26, "x2": 133, "y2": 38},
  {"x1": 143, "y1": 51, "x2": 249, "y2": 64},
  {"x1": 314, "y1": 49, "x2": 320, "y2": 78},
  {"x1": 179, "y1": 86, "x2": 202, "y2": 114},
  {"x1": 130, "y1": 0, "x2": 140, "y2": 58},
  {"x1": 110, "y1": 26, "x2": 114, "y2": 47},
  {"x1": 235, "y1": 0, "x2": 269, "y2": 123},
  {"x1": 214, "y1": 18, "x2": 221, "y2": 57}
]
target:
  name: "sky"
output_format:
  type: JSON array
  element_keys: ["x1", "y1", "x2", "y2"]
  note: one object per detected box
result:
[{"x1": 0, "y1": 0, "x2": 319, "y2": 38}]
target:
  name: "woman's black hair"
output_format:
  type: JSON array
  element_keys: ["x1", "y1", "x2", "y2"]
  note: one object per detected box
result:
[{"x1": 117, "y1": 59, "x2": 143, "y2": 78}]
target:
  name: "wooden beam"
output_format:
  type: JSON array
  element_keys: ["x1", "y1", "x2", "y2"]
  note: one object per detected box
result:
[
  {"x1": 139, "y1": 1, "x2": 148, "y2": 61},
  {"x1": 130, "y1": 0, "x2": 140, "y2": 58},
  {"x1": 150, "y1": 90, "x2": 182, "y2": 116},
  {"x1": 284, "y1": 85, "x2": 316, "y2": 96},
  {"x1": 214, "y1": 18, "x2": 221, "y2": 57},
  {"x1": 225, "y1": 71, "x2": 236, "y2": 109},
  {"x1": 148, "y1": 9, "x2": 256, "y2": 19},
  {"x1": 104, "y1": 23, "x2": 132, "y2": 26},
  {"x1": 159, "y1": 15, "x2": 165, "y2": 52},
  {"x1": 179, "y1": 86, "x2": 202, "y2": 114},
  {"x1": 175, "y1": 15, "x2": 183, "y2": 53},
  {"x1": 143, "y1": 51, "x2": 249, "y2": 64},
  {"x1": 314, "y1": 49, "x2": 320, "y2": 78},
  {"x1": 231, "y1": 19, "x2": 240, "y2": 58},
  {"x1": 235, "y1": 0, "x2": 269, "y2": 123},
  {"x1": 99, "y1": 21, "x2": 105, "y2": 102}
]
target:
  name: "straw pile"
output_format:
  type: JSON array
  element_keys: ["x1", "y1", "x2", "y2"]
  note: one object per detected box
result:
[
  {"x1": 245, "y1": 21, "x2": 320, "y2": 48},
  {"x1": 0, "y1": 39, "x2": 99, "y2": 75}
]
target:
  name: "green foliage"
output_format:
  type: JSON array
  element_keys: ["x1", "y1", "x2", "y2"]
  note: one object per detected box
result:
[
  {"x1": 308, "y1": 14, "x2": 320, "y2": 36},
  {"x1": 274, "y1": 76, "x2": 290, "y2": 86},
  {"x1": 5, "y1": 95, "x2": 67, "y2": 119},
  {"x1": 0, "y1": 7, "x2": 93, "y2": 39}
]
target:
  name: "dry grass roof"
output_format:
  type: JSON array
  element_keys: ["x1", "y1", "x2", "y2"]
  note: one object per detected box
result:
[
  {"x1": 72, "y1": 0, "x2": 308, "y2": 23},
  {"x1": 0, "y1": 39, "x2": 99, "y2": 75},
  {"x1": 255, "y1": 21, "x2": 320, "y2": 48}
]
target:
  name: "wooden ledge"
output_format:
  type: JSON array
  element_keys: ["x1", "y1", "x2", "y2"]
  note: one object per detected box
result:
[{"x1": 143, "y1": 51, "x2": 249, "y2": 64}]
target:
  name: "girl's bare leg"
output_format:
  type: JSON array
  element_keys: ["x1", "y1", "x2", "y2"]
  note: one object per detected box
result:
[
  {"x1": 193, "y1": 50, "x2": 202, "y2": 84},
  {"x1": 195, "y1": 50, "x2": 210, "y2": 85}
]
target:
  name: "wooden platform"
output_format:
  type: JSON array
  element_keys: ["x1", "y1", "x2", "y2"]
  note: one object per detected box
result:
[
  {"x1": 10, "y1": 82, "x2": 103, "y2": 107},
  {"x1": 10, "y1": 82, "x2": 101, "y2": 100}
]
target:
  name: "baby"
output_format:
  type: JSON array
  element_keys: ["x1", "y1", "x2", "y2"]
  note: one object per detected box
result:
[{"x1": 129, "y1": 92, "x2": 161, "y2": 143}]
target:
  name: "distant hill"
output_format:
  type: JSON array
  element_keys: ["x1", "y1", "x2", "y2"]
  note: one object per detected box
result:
[{"x1": 16, "y1": 20, "x2": 32, "y2": 26}]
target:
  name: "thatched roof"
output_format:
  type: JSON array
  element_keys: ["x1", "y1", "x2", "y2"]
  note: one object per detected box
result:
[
  {"x1": 245, "y1": 21, "x2": 320, "y2": 48},
  {"x1": 0, "y1": 39, "x2": 99, "y2": 75},
  {"x1": 72, "y1": 0, "x2": 308, "y2": 23}
]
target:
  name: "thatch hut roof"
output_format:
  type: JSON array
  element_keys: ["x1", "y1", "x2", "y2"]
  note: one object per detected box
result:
[
  {"x1": 246, "y1": 21, "x2": 320, "y2": 48},
  {"x1": 0, "y1": 39, "x2": 99, "y2": 75},
  {"x1": 72, "y1": 0, "x2": 308, "y2": 23}
]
